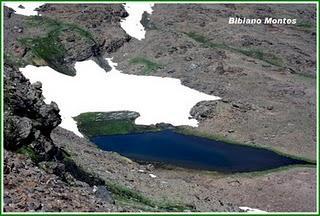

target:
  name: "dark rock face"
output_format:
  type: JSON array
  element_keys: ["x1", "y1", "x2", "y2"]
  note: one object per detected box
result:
[
  {"x1": 190, "y1": 101, "x2": 218, "y2": 121},
  {"x1": 4, "y1": 63, "x2": 61, "y2": 160},
  {"x1": 105, "y1": 36, "x2": 132, "y2": 53},
  {"x1": 4, "y1": 6, "x2": 15, "y2": 18},
  {"x1": 3, "y1": 64, "x2": 117, "y2": 211},
  {"x1": 140, "y1": 11, "x2": 156, "y2": 30}
]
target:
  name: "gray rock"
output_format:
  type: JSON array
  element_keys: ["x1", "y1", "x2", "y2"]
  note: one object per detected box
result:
[
  {"x1": 32, "y1": 81, "x2": 42, "y2": 90},
  {"x1": 190, "y1": 101, "x2": 218, "y2": 120},
  {"x1": 184, "y1": 56, "x2": 193, "y2": 61},
  {"x1": 215, "y1": 62, "x2": 225, "y2": 74},
  {"x1": 4, "y1": 64, "x2": 61, "y2": 159},
  {"x1": 94, "y1": 186, "x2": 114, "y2": 204},
  {"x1": 189, "y1": 63, "x2": 199, "y2": 70},
  {"x1": 17, "y1": 117, "x2": 33, "y2": 140}
]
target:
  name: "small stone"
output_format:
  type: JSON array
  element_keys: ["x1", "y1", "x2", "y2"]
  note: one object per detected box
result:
[
  {"x1": 215, "y1": 62, "x2": 225, "y2": 74},
  {"x1": 146, "y1": 164, "x2": 154, "y2": 171},
  {"x1": 189, "y1": 63, "x2": 199, "y2": 70},
  {"x1": 50, "y1": 102, "x2": 60, "y2": 112},
  {"x1": 18, "y1": 5, "x2": 25, "y2": 9},
  {"x1": 94, "y1": 186, "x2": 114, "y2": 203},
  {"x1": 228, "y1": 129, "x2": 235, "y2": 133},
  {"x1": 232, "y1": 102, "x2": 241, "y2": 108},
  {"x1": 167, "y1": 69, "x2": 175, "y2": 74},
  {"x1": 149, "y1": 174, "x2": 157, "y2": 178},
  {"x1": 184, "y1": 56, "x2": 193, "y2": 61},
  {"x1": 32, "y1": 81, "x2": 42, "y2": 90},
  {"x1": 267, "y1": 105, "x2": 274, "y2": 110},
  {"x1": 205, "y1": 197, "x2": 212, "y2": 202},
  {"x1": 66, "y1": 37, "x2": 75, "y2": 42},
  {"x1": 222, "y1": 98, "x2": 229, "y2": 103},
  {"x1": 200, "y1": 21, "x2": 206, "y2": 27}
]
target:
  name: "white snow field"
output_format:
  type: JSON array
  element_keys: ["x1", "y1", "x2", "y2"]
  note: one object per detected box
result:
[
  {"x1": 120, "y1": 3, "x2": 154, "y2": 40},
  {"x1": 4, "y1": 2, "x2": 45, "y2": 16},
  {"x1": 20, "y1": 59, "x2": 219, "y2": 137}
]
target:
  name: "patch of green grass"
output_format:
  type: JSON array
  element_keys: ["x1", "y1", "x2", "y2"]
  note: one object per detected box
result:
[
  {"x1": 184, "y1": 32, "x2": 283, "y2": 67},
  {"x1": 296, "y1": 21, "x2": 313, "y2": 29},
  {"x1": 184, "y1": 32, "x2": 211, "y2": 44},
  {"x1": 105, "y1": 181, "x2": 154, "y2": 206},
  {"x1": 234, "y1": 164, "x2": 316, "y2": 178},
  {"x1": 19, "y1": 16, "x2": 95, "y2": 75},
  {"x1": 27, "y1": 16, "x2": 95, "y2": 41},
  {"x1": 74, "y1": 112, "x2": 159, "y2": 138},
  {"x1": 17, "y1": 146, "x2": 40, "y2": 163},
  {"x1": 19, "y1": 35, "x2": 68, "y2": 73},
  {"x1": 232, "y1": 47, "x2": 283, "y2": 67},
  {"x1": 129, "y1": 57, "x2": 162, "y2": 74},
  {"x1": 105, "y1": 180, "x2": 193, "y2": 211}
]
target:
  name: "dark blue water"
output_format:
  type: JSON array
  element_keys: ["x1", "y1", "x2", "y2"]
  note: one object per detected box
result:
[{"x1": 91, "y1": 130, "x2": 311, "y2": 172}]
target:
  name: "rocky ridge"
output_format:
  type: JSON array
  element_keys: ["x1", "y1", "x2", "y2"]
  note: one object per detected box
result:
[{"x1": 4, "y1": 4, "x2": 131, "y2": 75}]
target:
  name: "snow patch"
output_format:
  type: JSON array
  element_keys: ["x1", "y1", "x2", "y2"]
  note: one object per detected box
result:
[
  {"x1": 20, "y1": 58, "x2": 219, "y2": 137},
  {"x1": 4, "y1": 2, "x2": 45, "y2": 16},
  {"x1": 239, "y1": 206, "x2": 267, "y2": 213},
  {"x1": 120, "y1": 3, "x2": 154, "y2": 40}
]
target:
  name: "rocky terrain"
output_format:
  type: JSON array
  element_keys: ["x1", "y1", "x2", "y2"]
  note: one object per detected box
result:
[
  {"x1": 4, "y1": 4, "x2": 130, "y2": 75},
  {"x1": 3, "y1": 63, "x2": 123, "y2": 212},
  {"x1": 4, "y1": 4, "x2": 134, "y2": 212},
  {"x1": 4, "y1": 151, "x2": 117, "y2": 212},
  {"x1": 112, "y1": 4, "x2": 317, "y2": 162},
  {"x1": 52, "y1": 126, "x2": 316, "y2": 212},
  {"x1": 3, "y1": 3, "x2": 317, "y2": 213}
]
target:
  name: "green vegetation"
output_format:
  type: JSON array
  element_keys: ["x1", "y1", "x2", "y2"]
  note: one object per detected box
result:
[
  {"x1": 19, "y1": 35, "x2": 70, "y2": 74},
  {"x1": 17, "y1": 146, "x2": 40, "y2": 163},
  {"x1": 233, "y1": 47, "x2": 283, "y2": 67},
  {"x1": 129, "y1": 57, "x2": 162, "y2": 74},
  {"x1": 27, "y1": 16, "x2": 95, "y2": 41},
  {"x1": 74, "y1": 112, "x2": 160, "y2": 138},
  {"x1": 184, "y1": 32, "x2": 283, "y2": 67},
  {"x1": 105, "y1": 180, "x2": 193, "y2": 211},
  {"x1": 61, "y1": 147, "x2": 191, "y2": 211},
  {"x1": 296, "y1": 21, "x2": 313, "y2": 29},
  {"x1": 235, "y1": 164, "x2": 316, "y2": 177},
  {"x1": 18, "y1": 16, "x2": 95, "y2": 75}
]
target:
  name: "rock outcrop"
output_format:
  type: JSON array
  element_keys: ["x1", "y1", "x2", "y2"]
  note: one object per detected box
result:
[
  {"x1": 3, "y1": 63, "x2": 120, "y2": 212},
  {"x1": 4, "y1": 4, "x2": 131, "y2": 75},
  {"x1": 4, "y1": 63, "x2": 61, "y2": 160}
]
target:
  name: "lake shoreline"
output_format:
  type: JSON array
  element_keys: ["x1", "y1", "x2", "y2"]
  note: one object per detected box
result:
[{"x1": 74, "y1": 110, "x2": 316, "y2": 166}]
